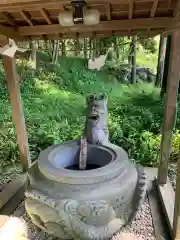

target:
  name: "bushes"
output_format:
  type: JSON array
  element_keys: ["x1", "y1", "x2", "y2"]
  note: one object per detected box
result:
[{"x1": 0, "y1": 56, "x2": 179, "y2": 168}]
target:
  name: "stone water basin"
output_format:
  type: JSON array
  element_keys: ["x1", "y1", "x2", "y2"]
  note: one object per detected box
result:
[{"x1": 25, "y1": 140, "x2": 145, "y2": 240}]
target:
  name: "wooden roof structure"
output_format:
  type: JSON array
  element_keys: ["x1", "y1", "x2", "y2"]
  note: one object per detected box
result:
[{"x1": 0, "y1": 0, "x2": 179, "y2": 41}]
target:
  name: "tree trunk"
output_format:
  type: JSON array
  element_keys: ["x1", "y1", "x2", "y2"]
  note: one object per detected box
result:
[
  {"x1": 75, "y1": 37, "x2": 80, "y2": 57},
  {"x1": 29, "y1": 41, "x2": 36, "y2": 69},
  {"x1": 155, "y1": 36, "x2": 167, "y2": 87},
  {"x1": 95, "y1": 40, "x2": 99, "y2": 58},
  {"x1": 115, "y1": 38, "x2": 120, "y2": 62},
  {"x1": 92, "y1": 38, "x2": 96, "y2": 61},
  {"x1": 52, "y1": 40, "x2": 60, "y2": 64},
  {"x1": 131, "y1": 36, "x2": 137, "y2": 84},
  {"x1": 89, "y1": 38, "x2": 92, "y2": 59},
  {"x1": 54, "y1": 40, "x2": 60, "y2": 64},
  {"x1": 51, "y1": 40, "x2": 56, "y2": 63},
  {"x1": 61, "y1": 40, "x2": 66, "y2": 56},
  {"x1": 84, "y1": 39, "x2": 87, "y2": 59},
  {"x1": 128, "y1": 36, "x2": 132, "y2": 65},
  {"x1": 161, "y1": 35, "x2": 172, "y2": 97},
  {"x1": 100, "y1": 39, "x2": 105, "y2": 55}
]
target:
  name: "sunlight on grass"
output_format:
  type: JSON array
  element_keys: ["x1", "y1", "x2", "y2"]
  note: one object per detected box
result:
[{"x1": 137, "y1": 44, "x2": 158, "y2": 73}]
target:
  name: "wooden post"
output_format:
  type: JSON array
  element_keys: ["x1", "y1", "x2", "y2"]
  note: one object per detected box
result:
[
  {"x1": 161, "y1": 35, "x2": 172, "y2": 97},
  {"x1": 3, "y1": 55, "x2": 31, "y2": 172},
  {"x1": 155, "y1": 35, "x2": 167, "y2": 87},
  {"x1": 173, "y1": 150, "x2": 180, "y2": 240},
  {"x1": 157, "y1": 30, "x2": 180, "y2": 185}
]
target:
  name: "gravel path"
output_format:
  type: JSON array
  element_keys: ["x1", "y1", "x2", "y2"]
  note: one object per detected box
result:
[
  {"x1": 8, "y1": 195, "x2": 155, "y2": 240},
  {"x1": 112, "y1": 197, "x2": 155, "y2": 240}
]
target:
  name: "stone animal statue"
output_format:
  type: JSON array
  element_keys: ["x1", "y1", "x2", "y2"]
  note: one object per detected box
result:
[{"x1": 84, "y1": 93, "x2": 109, "y2": 144}]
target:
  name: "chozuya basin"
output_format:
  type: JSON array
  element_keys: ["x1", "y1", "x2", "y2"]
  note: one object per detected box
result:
[{"x1": 25, "y1": 94, "x2": 146, "y2": 240}]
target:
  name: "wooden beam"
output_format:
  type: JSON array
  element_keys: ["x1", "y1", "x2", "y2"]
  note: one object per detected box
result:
[
  {"x1": 18, "y1": 17, "x2": 172, "y2": 36},
  {"x1": 40, "y1": 8, "x2": 52, "y2": 24},
  {"x1": 3, "y1": 55, "x2": 31, "y2": 172},
  {"x1": 106, "y1": 2, "x2": 111, "y2": 21},
  {"x1": 20, "y1": 10, "x2": 34, "y2": 26},
  {"x1": 150, "y1": 0, "x2": 159, "y2": 18},
  {"x1": 0, "y1": 0, "x2": 175, "y2": 12},
  {"x1": 0, "y1": 24, "x2": 23, "y2": 40},
  {"x1": 25, "y1": 29, "x2": 163, "y2": 40},
  {"x1": 158, "y1": 30, "x2": 180, "y2": 185},
  {"x1": 1, "y1": 12, "x2": 17, "y2": 27},
  {"x1": 128, "y1": 0, "x2": 133, "y2": 20},
  {"x1": 173, "y1": 150, "x2": 180, "y2": 239}
]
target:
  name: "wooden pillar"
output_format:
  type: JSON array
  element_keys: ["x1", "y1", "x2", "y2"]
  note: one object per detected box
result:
[
  {"x1": 173, "y1": 150, "x2": 180, "y2": 239},
  {"x1": 155, "y1": 35, "x2": 167, "y2": 87},
  {"x1": 3, "y1": 56, "x2": 31, "y2": 172},
  {"x1": 161, "y1": 35, "x2": 172, "y2": 96},
  {"x1": 157, "y1": 30, "x2": 180, "y2": 185}
]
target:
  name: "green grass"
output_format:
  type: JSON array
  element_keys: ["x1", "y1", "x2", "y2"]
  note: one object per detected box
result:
[
  {"x1": 0, "y1": 54, "x2": 179, "y2": 170},
  {"x1": 136, "y1": 36, "x2": 159, "y2": 73}
]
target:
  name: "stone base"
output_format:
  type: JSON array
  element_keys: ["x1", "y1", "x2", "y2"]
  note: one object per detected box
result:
[{"x1": 25, "y1": 142, "x2": 146, "y2": 240}]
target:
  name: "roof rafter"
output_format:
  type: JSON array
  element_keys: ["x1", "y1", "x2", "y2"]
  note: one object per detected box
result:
[
  {"x1": 20, "y1": 10, "x2": 34, "y2": 26},
  {"x1": 40, "y1": 8, "x2": 53, "y2": 24},
  {"x1": 150, "y1": 0, "x2": 159, "y2": 18},
  {"x1": 2, "y1": 12, "x2": 17, "y2": 27}
]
